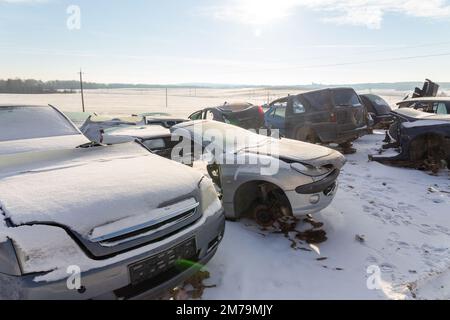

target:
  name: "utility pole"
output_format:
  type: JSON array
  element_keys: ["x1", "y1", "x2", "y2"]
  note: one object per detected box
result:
[
  {"x1": 79, "y1": 69, "x2": 85, "y2": 112},
  {"x1": 165, "y1": 87, "x2": 168, "y2": 108}
]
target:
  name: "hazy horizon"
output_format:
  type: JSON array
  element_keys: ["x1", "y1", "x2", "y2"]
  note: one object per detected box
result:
[{"x1": 1, "y1": 0, "x2": 450, "y2": 84}]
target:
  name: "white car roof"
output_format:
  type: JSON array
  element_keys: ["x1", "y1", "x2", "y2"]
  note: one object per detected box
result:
[{"x1": 397, "y1": 97, "x2": 450, "y2": 105}]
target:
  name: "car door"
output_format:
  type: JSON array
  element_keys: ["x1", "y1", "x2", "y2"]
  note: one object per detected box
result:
[
  {"x1": 265, "y1": 101, "x2": 287, "y2": 136},
  {"x1": 285, "y1": 95, "x2": 309, "y2": 139}
]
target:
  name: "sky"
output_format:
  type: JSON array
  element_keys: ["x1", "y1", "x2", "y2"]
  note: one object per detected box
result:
[{"x1": 1, "y1": 0, "x2": 450, "y2": 85}]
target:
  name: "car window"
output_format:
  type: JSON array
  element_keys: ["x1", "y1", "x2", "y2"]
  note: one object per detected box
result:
[
  {"x1": 274, "y1": 107, "x2": 286, "y2": 118},
  {"x1": 266, "y1": 108, "x2": 275, "y2": 117},
  {"x1": 0, "y1": 106, "x2": 80, "y2": 142},
  {"x1": 303, "y1": 90, "x2": 331, "y2": 110},
  {"x1": 433, "y1": 102, "x2": 448, "y2": 115},
  {"x1": 143, "y1": 138, "x2": 166, "y2": 150},
  {"x1": 189, "y1": 111, "x2": 203, "y2": 120},
  {"x1": 272, "y1": 100, "x2": 287, "y2": 109},
  {"x1": 292, "y1": 97, "x2": 306, "y2": 114},
  {"x1": 333, "y1": 89, "x2": 362, "y2": 107}
]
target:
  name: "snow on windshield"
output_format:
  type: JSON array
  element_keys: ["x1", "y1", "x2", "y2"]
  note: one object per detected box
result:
[{"x1": 0, "y1": 106, "x2": 79, "y2": 142}]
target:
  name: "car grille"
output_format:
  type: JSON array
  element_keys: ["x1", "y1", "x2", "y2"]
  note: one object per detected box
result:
[{"x1": 73, "y1": 197, "x2": 203, "y2": 259}]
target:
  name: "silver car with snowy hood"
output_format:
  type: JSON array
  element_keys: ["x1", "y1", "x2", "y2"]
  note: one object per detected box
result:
[
  {"x1": 171, "y1": 121, "x2": 346, "y2": 227},
  {"x1": 0, "y1": 105, "x2": 225, "y2": 300}
]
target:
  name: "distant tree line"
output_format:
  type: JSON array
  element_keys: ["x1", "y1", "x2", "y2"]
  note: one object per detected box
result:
[
  {"x1": 0, "y1": 79, "x2": 75, "y2": 94},
  {"x1": 1, "y1": 78, "x2": 449, "y2": 94}
]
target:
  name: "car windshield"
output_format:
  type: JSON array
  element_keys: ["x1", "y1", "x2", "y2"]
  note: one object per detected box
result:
[
  {"x1": 183, "y1": 121, "x2": 269, "y2": 152},
  {"x1": 0, "y1": 106, "x2": 80, "y2": 142},
  {"x1": 333, "y1": 89, "x2": 362, "y2": 107}
]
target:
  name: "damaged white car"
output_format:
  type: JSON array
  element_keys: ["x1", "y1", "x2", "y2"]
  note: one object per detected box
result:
[{"x1": 0, "y1": 105, "x2": 225, "y2": 300}]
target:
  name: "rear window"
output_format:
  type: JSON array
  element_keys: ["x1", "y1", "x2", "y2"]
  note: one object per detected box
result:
[
  {"x1": 0, "y1": 106, "x2": 79, "y2": 142},
  {"x1": 364, "y1": 95, "x2": 392, "y2": 115},
  {"x1": 333, "y1": 89, "x2": 362, "y2": 107},
  {"x1": 302, "y1": 90, "x2": 331, "y2": 110}
]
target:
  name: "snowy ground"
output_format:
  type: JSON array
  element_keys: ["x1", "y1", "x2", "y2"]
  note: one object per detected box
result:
[{"x1": 200, "y1": 132, "x2": 450, "y2": 300}]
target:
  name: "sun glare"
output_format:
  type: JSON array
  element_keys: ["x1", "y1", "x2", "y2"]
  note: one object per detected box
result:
[{"x1": 234, "y1": 0, "x2": 297, "y2": 26}]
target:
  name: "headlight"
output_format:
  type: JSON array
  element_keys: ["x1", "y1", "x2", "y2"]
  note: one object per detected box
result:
[
  {"x1": 0, "y1": 239, "x2": 22, "y2": 276},
  {"x1": 291, "y1": 162, "x2": 332, "y2": 177},
  {"x1": 199, "y1": 176, "x2": 223, "y2": 216}
]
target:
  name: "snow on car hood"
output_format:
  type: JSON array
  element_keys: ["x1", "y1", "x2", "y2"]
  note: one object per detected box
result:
[
  {"x1": 0, "y1": 142, "x2": 203, "y2": 239},
  {"x1": 0, "y1": 134, "x2": 90, "y2": 156},
  {"x1": 394, "y1": 108, "x2": 450, "y2": 121},
  {"x1": 242, "y1": 138, "x2": 346, "y2": 169}
]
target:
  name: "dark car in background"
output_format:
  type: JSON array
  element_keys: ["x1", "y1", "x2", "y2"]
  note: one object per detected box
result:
[
  {"x1": 188, "y1": 102, "x2": 265, "y2": 130},
  {"x1": 396, "y1": 97, "x2": 450, "y2": 115},
  {"x1": 264, "y1": 88, "x2": 367, "y2": 146},
  {"x1": 370, "y1": 108, "x2": 450, "y2": 171},
  {"x1": 360, "y1": 94, "x2": 394, "y2": 129}
]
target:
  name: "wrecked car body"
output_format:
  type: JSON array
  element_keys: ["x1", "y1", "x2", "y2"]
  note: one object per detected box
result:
[
  {"x1": 264, "y1": 88, "x2": 367, "y2": 147},
  {"x1": 80, "y1": 113, "x2": 186, "y2": 144},
  {"x1": 359, "y1": 94, "x2": 394, "y2": 130},
  {"x1": 370, "y1": 108, "x2": 450, "y2": 171},
  {"x1": 171, "y1": 120, "x2": 346, "y2": 226},
  {"x1": 0, "y1": 105, "x2": 225, "y2": 300},
  {"x1": 188, "y1": 102, "x2": 266, "y2": 130}
]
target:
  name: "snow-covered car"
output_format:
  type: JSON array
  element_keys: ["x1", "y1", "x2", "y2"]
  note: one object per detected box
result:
[
  {"x1": 0, "y1": 105, "x2": 225, "y2": 300},
  {"x1": 370, "y1": 108, "x2": 450, "y2": 170},
  {"x1": 102, "y1": 125, "x2": 175, "y2": 159},
  {"x1": 96, "y1": 120, "x2": 346, "y2": 226},
  {"x1": 80, "y1": 114, "x2": 187, "y2": 144}
]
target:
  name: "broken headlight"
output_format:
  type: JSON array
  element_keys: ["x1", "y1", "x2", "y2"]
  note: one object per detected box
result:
[
  {"x1": 199, "y1": 176, "x2": 222, "y2": 216},
  {"x1": 290, "y1": 162, "x2": 333, "y2": 177}
]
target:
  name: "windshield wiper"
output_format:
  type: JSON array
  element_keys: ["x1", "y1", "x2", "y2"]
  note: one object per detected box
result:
[{"x1": 76, "y1": 141, "x2": 105, "y2": 149}]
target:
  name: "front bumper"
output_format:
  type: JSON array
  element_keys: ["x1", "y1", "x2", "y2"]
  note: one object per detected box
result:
[
  {"x1": 286, "y1": 181, "x2": 338, "y2": 216},
  {"x1": 0, "y1": 208, "x2": 225, "y2": 300}
]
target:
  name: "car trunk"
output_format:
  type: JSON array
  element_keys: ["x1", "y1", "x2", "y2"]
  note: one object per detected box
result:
[{"x1": 333, "y1": 89, "x2": 366, "y2": 132}]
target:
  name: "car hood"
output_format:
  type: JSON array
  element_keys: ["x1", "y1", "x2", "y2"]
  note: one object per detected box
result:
[
  {"x1": 0, "y1": 142, "x2": 203, "y2": 239},
  {"x1": 103, "y1": 125, "x2": 171, "y2": 144},
  {"x1": 393, "y1": 108, "x2": 450, "y2": 121},
  {"x1": 242, "y1": 138, "x2": 346, "y2": 169},
  {"x1": 0, "y1": 134, "x2": 90, "y2": 156}
]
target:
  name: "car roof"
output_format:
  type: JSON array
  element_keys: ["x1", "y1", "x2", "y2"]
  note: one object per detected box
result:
[
  {"x1": 397, "y1": 97, "x2": 450, "y2": 104},
  {"x1": 271, "y1": 87, "x2": 357, "y2": 103},
  {"x1": 217, "y1": 102, "x2": 254, "y2": 112}
]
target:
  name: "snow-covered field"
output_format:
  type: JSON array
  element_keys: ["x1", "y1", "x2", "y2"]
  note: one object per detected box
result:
[
  {"x1": 202, "y1": 132, "x2": 450, "y2": 300},
  {"x1": 0, "y1": 88, "x2": 409, "y2": 118}
]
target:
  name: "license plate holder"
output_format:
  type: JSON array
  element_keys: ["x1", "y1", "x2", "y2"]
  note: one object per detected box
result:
[{"x1": 128, "y1": 238, "x2": 197, "y2": 285}]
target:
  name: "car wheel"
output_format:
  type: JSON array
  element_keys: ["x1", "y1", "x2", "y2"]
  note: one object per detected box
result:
[{"x1": 252, "y1": 204, "x2": 277, "y2": 227}]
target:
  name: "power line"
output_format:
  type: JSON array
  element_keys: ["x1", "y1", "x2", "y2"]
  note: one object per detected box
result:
[{"x1": 220, "y1": 51, "x2": 450, "y2": 75}]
